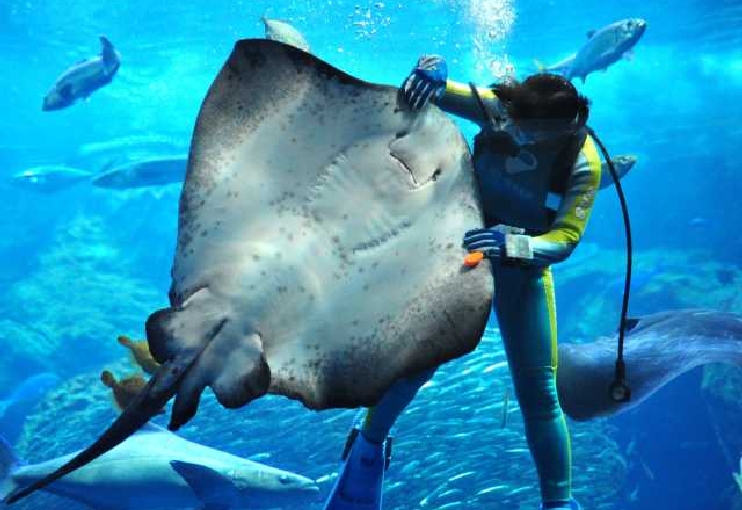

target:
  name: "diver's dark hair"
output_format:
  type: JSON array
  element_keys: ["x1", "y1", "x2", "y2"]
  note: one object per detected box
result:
[{"x1": 492, "y1": 73, "x2": 589, "y2": 128}]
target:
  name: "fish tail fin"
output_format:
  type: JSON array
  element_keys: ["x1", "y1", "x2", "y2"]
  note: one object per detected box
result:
[
  {"x1": 0, "y1": 436, "x2": 20, "y2": 501},
  {"x1": 99, "y1": 36, "x2": 117, "y2": 64}
]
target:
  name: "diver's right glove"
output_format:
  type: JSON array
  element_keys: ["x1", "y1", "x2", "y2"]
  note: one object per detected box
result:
[{"x1": 401, "y1": 55, "x2": 448, "y2": 110}]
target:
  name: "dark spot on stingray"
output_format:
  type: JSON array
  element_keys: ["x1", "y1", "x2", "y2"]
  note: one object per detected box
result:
[
  {"x1": 432, "y1": 168, "x2": 442, "y2": 181},
  {"x1": 252, "y1": 254, "x2": 260, "y2": 261},
  {"x1": 237, "y1": 104, "x2": 244, "y2": 111},
  {"x1": 260, "y1": 270, "x2": 267, "y2": 276},
  {"x1": 362, "y1": 284, "x2": 370, "y2": 291}
]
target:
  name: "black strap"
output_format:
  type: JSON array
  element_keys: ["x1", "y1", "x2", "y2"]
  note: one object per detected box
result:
[{"x1": 548, "y1": 127, "x2": 587, "y2": 194}]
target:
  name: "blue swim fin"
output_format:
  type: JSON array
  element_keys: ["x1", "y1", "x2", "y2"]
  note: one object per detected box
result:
[{"x1": 323, "y1": 427, "x2": 391, "y2": 510}]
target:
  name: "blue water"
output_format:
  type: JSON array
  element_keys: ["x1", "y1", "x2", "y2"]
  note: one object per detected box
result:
[{"x1": 1, "y1": 0, "x2": 741, "y2": 509}]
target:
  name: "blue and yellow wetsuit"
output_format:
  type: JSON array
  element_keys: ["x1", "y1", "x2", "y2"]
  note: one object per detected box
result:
[{"x1": 358, "y1": 80, "x2": 601, "y2": 505}]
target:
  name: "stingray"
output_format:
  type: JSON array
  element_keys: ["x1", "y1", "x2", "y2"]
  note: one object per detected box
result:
[
  {"x1": 557, "y1": 309, "x2": 742, "y2": 421},
  {"x1": 3, "y1": 39, "x2": 493, "y2": 503}
]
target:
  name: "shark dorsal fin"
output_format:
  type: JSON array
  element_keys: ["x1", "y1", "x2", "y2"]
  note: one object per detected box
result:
[
  {"x1": 170, "y1": 461, "x2": 237, "y2": 507},
  {"x1": 587, "y1": 30, "x2": 596, "y2": 38}
]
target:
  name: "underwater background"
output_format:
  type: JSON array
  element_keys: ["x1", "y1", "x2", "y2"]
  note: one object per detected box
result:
[{"x1": 1, "y1": 0, "x2": 741, "y2": 509}]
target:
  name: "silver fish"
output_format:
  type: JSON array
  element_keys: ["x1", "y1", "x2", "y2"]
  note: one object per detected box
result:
[{"x1": 42, "y1": 36, "x2": 121, "y2": 111}]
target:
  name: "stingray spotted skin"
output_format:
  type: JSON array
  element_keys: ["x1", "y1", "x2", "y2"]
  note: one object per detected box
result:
[
  {"x1": 157, "y1": 38, "x2": 493, "y2": 423},
  {"x1": 3, "y1": 40, "x2": 493, "y2": 504}
]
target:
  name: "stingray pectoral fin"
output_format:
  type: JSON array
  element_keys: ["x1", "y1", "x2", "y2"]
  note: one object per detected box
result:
[
  {"x1": 171, "y1": 461, "x2": 238, "y2": 507},
  {"x1": 1, "y1": 355, "x2": 198, "y2": 505},
  {"x1": 558, "y1": 309, "x2": 742, "y2": 421}
]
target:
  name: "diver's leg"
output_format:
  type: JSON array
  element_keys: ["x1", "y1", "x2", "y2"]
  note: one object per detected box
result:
[
  {"x1": 361, "y1": 367, "x2": 436, "y2": 442},
  {"x1": 494, "y1": 265, "x2": 576, "y2": 508},
  {"x1": 323, "y1": 367, "x2": 436, "y2": 510}
]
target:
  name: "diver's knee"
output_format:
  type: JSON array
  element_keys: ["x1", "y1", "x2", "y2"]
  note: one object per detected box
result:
[{"x1": 513, "y1": 367, "x2": 562, "y2": 420}]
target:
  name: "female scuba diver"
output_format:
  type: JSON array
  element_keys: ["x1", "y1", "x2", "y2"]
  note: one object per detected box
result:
[{"x1": 323, "y1": 55, "x2": 602, "y2": 510}]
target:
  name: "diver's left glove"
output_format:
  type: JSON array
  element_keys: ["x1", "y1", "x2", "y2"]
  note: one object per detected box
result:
[
  {"x1": 462, "y1": 227, "x2": 506, "y2": 259},
  {"x1": 401, "y1": 55, "x2": 448, "y2": 110},
  {"x1": 463, "y1": 225, "x2": 535, "y2": 261}
]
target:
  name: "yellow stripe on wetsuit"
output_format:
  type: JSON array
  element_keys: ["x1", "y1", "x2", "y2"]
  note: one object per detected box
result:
[
  {"x1": 435, "y1": 80, "x2": 498, "y2": 124},
  {"x1": 530, "y1": 136, "x2": 602, "y2": 266}
]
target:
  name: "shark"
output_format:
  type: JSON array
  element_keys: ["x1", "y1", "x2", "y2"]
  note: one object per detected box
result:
[{"x1": 0, "y1": 422, "x2": 318, "y2": 510}]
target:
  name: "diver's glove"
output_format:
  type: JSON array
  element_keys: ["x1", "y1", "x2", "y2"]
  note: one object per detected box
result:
[
  {"x1": 401, "y1": 55, "x2": 448, "y2": 110},
  {"x1": 463, "y1": 227, "x2": 506, "y2": 259},
  {"x1": 463, "y1": 225, "x2": 535, "y2": 261}
]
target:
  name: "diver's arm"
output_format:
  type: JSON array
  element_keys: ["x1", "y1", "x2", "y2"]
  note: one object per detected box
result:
[
  {"x1": 433, "y1": 79, "x2": 499, "y2": 125},
  {"x1": 510, "y1": 135, "x2": 602, "y2": 266},
  {"x1": 401, "y1": 55, "x2": 499, "y2": 123}
]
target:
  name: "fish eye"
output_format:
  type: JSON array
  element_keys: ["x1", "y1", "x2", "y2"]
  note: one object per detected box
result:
[{"x1": 278, "y1": 474, "x2": 291, "y2": 484}]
